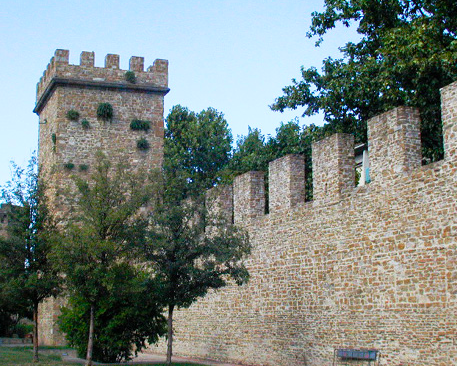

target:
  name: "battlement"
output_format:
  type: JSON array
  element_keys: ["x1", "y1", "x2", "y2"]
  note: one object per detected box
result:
[
  {"x1": 209, "y1": 80, "x2": 457, "y2": 219},
  {"x1": 34, "y1": 49, "x2": 169, "y2": 114},
  {"x1": 174, "y1": 80, "x2": 457, "y2": 366}
]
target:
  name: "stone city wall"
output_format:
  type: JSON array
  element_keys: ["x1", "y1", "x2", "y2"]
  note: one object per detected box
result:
[{"x1": 152, "y1": 81, "x2": 457, "y2": 366}]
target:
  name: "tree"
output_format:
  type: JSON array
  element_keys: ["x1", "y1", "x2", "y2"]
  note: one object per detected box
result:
[
  {"x1": 58, "y1": 265, "x2": 166, "y2": 363},
  {"x1": 165, "y1": 105, "x2": 233, "y2": 198},
  {"x1": 271, "y1": 0, "x2": 457, "y2": 162},
  {"x1": 226, "y1": 127, "x2": 269, "y2": 177},
  {"x1": 144, "y1": 184, "x2": 251, "y2": 365},
  {"x1": 52, "y1": 153, "x2": 164, "y2": 366},
  {"x1": 145, "y1": 107, "x2": 250, "y2": 364},
  {"x1": 0, "y1": 155, "x2": 60, "y2": 362}
]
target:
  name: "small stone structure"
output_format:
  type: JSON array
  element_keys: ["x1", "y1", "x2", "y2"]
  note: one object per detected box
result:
[
  {"x1": 154, "y1": 84, "x2": 457, "y2": 366},
  {"x1": 34, "y1": 49, "x2": 168, "y2": 345}
]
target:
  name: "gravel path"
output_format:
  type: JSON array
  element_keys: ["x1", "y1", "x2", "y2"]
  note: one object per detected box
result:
[{"x1": 61, "y1": 350, "x2": 245, "y2": 365}]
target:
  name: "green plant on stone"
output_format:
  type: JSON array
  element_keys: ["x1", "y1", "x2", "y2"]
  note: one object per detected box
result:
[
  {"x1": 66, "y1": 109, "x2": 80, "y2": 121},
  {"x1": 64, "y1": 162, "x2": 75, "y2": 170},
  {"x1": 51, "y1": 133, "x2": 57, "y2": 152},
  {"x1": 355, "y1": 168, "x2": 361, "y2": 186},
  {"x1": 125, "y1": 71, "x2": 136, "y2": 83},
  {"x1": 97, "y1": 103, "x2": 113, "y2": 122},
  {"x1": 81, "y1": 119, "x2": 90, "y2": 129},
  {"x1": 130, "y1": 119, "x2": 151, "y2": 132},
  {"x1": 79, "y1": 164, "x2": 89, "y2": 172},
  {"x1": 136, "y1": 138, "x2": 150, "y2": 150}
]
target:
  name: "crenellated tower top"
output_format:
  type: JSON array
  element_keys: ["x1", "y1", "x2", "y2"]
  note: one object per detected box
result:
[{"x1": 34, "y1": 49, "x2": 169, "y2": 114}]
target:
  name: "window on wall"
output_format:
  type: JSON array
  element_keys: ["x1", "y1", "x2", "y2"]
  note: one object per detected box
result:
[{"x1": 355, "y1": 143, "x2": 370, "y2": 186}]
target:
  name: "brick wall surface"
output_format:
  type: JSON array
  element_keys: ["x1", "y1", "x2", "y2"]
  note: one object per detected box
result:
[
  {"x1": 234, "y1": 171, "x2": 265, "y2": 224},
  {"x1": 150, "y1": 81, "x2": 457, "y2": 366},
  {"x1": 312, "y1": 133, "x2": 354, "y2": 205},
  {"x1": 269, "y1": 154, "x2": 305, "y2": 212},
  {"x1": 35, "y1": 50, "x2": 168, "y2": 345}
]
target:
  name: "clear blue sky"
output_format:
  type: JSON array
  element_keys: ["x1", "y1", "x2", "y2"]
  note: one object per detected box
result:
[{"x1": 0, "y1": 0, "x2": 358, "y2": 186}]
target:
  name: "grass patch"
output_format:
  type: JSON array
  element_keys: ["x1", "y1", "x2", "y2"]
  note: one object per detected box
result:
[
  {"x1": 0, "y1": 346, "x2": 209, "y2": 365},
  {"x1": 0, "y1": 346, "x2": 63, "y2": 365}
]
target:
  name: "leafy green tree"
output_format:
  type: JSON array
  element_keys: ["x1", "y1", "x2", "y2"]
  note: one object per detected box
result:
[
  {"x1": 52, "y1": 153, "x2": 162, "y2": 366},
  {"x1": 0, "y1": 155, "x2": 60, "y2": 362},
  {"x1": 0, "y1": 305, "x2": 19, "y2": 337},
  {"x1": 165, "y1": 105, "x2": 233, "y2": 198},
  {"x1": 267, "y1": 121, "x2": 329, "y2": 201},
  {"x1": 144, "y1": 186, "x2": 251, "y2": 365},
  {"x1": 271, "y1": 0, "x2": 457, "y2": 162},
  {"x1": 226, "y1": 127, "x2": 269, "y2": 177},
  {"x1": 58, "y1": 265, "x2": 166, "y2": 363},
  {"x1": 159, "y1": 106, "x2": 250, "y2": 364}
]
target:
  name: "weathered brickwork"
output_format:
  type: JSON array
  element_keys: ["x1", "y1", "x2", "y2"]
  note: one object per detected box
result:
[
  {"x1": 33, "y1": 49, "x2": 457, "y2": 365},
  {"x1": 150, "y1": 81, "x2": 457, "y2": 366},
  {"x1": 35, "y1": 49, "x2": 168, "y2": 345},
  {"x1": 233, "y1": 171, "x2": 265, "y2": 224},
  {"x1": 442, "y1": 83, "x2": 457, "y2": 159},
  {"x1": 269, "y1": 154, "x2": 305, "y2": 212},
  {"x1": 312, "y1": 133, "x2": 354, "y2": 205},
  {"x1": 206, "y1": 185, "x2": 234, "y2": 224},
  {"x1": 38, "y1": 297, "x2": 68, "y2": 346},
  {"x1": 368, "y1": 106, "x2": 422, "y2": 184}
]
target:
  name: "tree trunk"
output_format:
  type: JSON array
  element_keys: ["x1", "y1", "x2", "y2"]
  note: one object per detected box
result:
[
  {"x1": 85, "y1": 303, "x2": 95, "y2": 366},
  {"x1": 33, "y1": 302, "x2": 39, "y2": 363},
  {"x1": 166, "y1": 304, "x2": 174, "y2": 365}
]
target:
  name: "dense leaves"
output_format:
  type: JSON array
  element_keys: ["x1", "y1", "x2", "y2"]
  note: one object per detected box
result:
[
  {"x1": 271, "y1": 0, "x2": 457, "y2": 162},
  {"x1": 59, "y1": 266, "x2": 166, "y2": 363},
  {"x1": 144, "y1": 184, "x2": 250, "y2": 365},
  {"x1": 52, "y1": 153, "x2": 161, "y2": 365},
  {"x1": 146, "y1": 195, "x2": 250, "y2": 310},
  {"x1": 150, "y1": 107, "x2": 252, "y2": 364},
  {"x1": 0, "y1": 155, "x2": 60, "y2": 362},
  {"x1": 165, "y1": 105, "x2": 232, "y2": 198}
]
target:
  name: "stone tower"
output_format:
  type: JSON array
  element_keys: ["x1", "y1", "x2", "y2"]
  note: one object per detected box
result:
[{"x1": 34, "y1": 49, "x2": 169, "y2": 345}]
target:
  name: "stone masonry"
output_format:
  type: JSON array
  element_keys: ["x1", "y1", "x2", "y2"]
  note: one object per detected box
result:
[
  {"x1": 151, "y1": 81, "x2": 457, "y2": 366},
  {"x1": 32, "y1": 50, "x2": 457, "y2": 365},
  {"x1": 34, "y1": 49, "x2": 168, "y2": 345}
]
